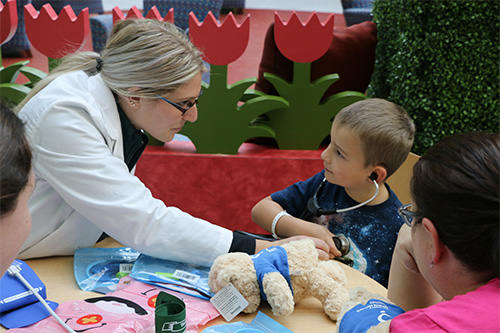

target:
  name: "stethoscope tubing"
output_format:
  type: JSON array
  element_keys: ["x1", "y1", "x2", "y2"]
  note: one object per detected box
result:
[
  {"x1": 336, "y1": 179, "x2": 379, "y2": 213},
  {"x1": 307, "y1": 177, "x2": 380, "y2": 216}
]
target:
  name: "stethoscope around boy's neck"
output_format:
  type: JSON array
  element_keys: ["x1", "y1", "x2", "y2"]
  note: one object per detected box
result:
[{"x1": 307, "y1": 172, "x2": 379, "y2": 217}]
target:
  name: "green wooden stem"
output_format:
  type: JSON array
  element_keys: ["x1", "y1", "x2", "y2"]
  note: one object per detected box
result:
[
  {"x1": 292, "y1": 61, "x2": 312, "y2": 87},
  {"x1": 209, "y1": 64, "x2": 228, "y2": 88}
]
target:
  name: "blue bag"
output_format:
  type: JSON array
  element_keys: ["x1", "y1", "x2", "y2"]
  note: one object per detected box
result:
[
  {"x1": 74, "y1": 247, "x2": 140, "y2": 293},
  {"x1": 130, "y1": 254, "x2": 213, "y2": 300}
]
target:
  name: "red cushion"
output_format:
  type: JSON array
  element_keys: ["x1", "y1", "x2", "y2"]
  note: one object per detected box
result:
[{"x1": 255, "y1": 21, "x2": 377, "y2": 99}]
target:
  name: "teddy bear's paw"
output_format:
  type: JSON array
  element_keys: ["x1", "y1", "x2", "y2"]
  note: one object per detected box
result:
[
  {"x1": 271, "y1": 302, "x2": 294, "y2": 317},
  {"x1": 348, "y1": 287, "x2": 385, "y2": 303},
  {"x1": 323, "y1": 284, "x2": 350, "y2": 321},
  {"x1": 262, "y1": 272, "x2": 295, "y2": 317}
]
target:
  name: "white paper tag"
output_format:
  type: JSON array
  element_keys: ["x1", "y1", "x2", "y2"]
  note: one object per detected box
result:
[
  {"x1": 119, "y1": 263, "x2": 134, "y2": 273},
  {"x1": 172, "y1": 269, "x2": 200, "y2": 284},
  {"x1": 210, "y1": 283, "x2": 249, "y2": 322}
]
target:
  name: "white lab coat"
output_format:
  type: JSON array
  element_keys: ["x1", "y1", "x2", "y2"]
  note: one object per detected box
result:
[{"x1": 17, "y1": 71, "x2": 233, "y2": 266}]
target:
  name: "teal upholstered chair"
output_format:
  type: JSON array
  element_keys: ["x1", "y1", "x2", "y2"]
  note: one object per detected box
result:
[
  {"x1": 221, "y1": 0, "x2": 245, "y2": 13},
  {"x1": 341, "y1": 0, "x2": 373, "y2": 26},
  {"x1": 31, "y1": 0, "x2": 103, "y2": 14},
  {"x1": 143, "y1": 0, "x2": 223, "y2": 31},
  {"x1": 90, "y1": 0, "x2": 224, "y2": 54},
  {"x1": 1, "y1": 0, "x2": 32, "y2": 57},
  {"x1": 89, "y1": 13, "x2": 111, "y2": 54}
]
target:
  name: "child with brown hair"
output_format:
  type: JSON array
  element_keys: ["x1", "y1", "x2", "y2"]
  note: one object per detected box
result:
[{"x1": 252, "y1": 98, "x2": 415, "y2": 286}]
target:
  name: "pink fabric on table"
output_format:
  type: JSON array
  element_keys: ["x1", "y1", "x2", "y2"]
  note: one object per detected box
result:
[{"x1": 9, "y1": 277, "x2": 219, "y2": 332}]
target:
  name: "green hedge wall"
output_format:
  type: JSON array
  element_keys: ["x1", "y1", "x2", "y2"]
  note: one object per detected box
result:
[{"x1": 367, "y1": 0, "x2": 499, "y2": 155}]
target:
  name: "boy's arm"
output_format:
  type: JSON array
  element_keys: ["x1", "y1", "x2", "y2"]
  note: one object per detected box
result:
[
  {"x1": 387, "y1": 225, "x2": 443, "y2": 311},
  {"x1": 251, "y1": 196, "x2": 341, "y2": 257}
]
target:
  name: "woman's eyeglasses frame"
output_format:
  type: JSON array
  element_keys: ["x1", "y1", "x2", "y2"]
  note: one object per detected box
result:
[
  {"x1": 156, "y1": 90, "x2": 203, "y2": 115},
  {"x1": 398, "y1": 203, "x2": 423, "y2": 227}
]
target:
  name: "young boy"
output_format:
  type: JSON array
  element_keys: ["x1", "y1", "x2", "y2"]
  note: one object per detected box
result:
[{"x1": 251, "y1": 98, "x2": 415, "y2": 287}]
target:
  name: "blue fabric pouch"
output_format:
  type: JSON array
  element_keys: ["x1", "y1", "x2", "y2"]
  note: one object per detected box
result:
[
  {"x1": 0, "y1": 259, "x2": 58, "y2": 329},
  {"x1": 338, "y1": 299, "x2": 405, "y2": 333}
]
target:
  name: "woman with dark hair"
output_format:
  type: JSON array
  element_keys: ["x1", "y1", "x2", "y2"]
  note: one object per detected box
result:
[
  {"x1": 385, "y1": 132, "x2": 499, "y2": 332},
  {"x1": 338, "y1": 132, "x2": 499, "y2": 332},
  {"x1": 0, "y1": 101, "x2": 33, "y2": 276}
]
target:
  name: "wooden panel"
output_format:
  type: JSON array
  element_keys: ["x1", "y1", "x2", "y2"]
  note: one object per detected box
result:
[{"x1": 386, "y1": 152, "x2": 420, "y2": 205}]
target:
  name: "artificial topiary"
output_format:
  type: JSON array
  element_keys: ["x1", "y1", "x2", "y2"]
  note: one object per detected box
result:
[
  {"x1": 0, "y1": 60, "x2": 46, "y2": 105},
  {"x1": 368, "y1": 0, "x2": 499, "y2": 155}
]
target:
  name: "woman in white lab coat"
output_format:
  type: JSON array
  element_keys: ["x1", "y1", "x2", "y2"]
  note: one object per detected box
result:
[{"x1": 15, "y1": 19, "x2": 330, "y2": 265}]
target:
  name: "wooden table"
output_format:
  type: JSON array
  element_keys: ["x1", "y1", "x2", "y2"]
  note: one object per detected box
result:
[{"x1": 1, "y1": 238, "x2": 387, "y2": 332}]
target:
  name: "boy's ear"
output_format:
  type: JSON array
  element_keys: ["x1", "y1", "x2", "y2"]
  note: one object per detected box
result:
[{"x1": 369, "y1": 166, "x2": 387, "y2": 183}]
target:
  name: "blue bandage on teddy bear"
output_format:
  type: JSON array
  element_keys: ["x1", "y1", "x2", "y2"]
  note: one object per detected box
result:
[
  {"x1": 338, "y1": 299, "x2": 405, "y2": 333},
  {"x1": 250, "y1": 246, "x2": 293, "y2": 301}
]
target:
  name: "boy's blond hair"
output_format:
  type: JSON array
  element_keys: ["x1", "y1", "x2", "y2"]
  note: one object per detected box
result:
[{"x1": 334, "y1": 98, "x2": 415, "y2": 178}]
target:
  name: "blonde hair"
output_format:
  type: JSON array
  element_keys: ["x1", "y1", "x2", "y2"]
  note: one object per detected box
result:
[
  {"x1": 16, "y1": 19, "x2": 206, "y2": 111},
  {"x1": 334, "y1": 98, "x2": 415, "y2": 178}
]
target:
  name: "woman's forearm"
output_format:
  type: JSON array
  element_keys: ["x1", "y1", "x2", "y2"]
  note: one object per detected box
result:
[{"x1": 387, "y1": 247, "x2": 442, "y2": 311}]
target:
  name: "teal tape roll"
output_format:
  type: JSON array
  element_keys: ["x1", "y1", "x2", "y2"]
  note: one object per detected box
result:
[{"x1": 155, "y1": 291, "x2": 186, "y2": 333}]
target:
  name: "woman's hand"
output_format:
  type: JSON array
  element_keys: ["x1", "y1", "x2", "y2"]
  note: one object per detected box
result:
[
  {"x1": 298, "y1": 223, "x2": 342, "y2": 258},
  {"x1": 388, "y1": 224, "x2": 443, "y2": 311},
  {"x1": 394, "y1": 224, "x2": 420, "y2": 274},
  {"x1": 276, "y1": 219, "x2": 342, "y2": 258},
  {"x1": 256, "y1": 236, "x2": 332, "y2": 260}
]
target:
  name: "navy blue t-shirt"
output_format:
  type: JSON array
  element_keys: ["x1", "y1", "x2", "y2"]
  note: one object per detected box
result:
[{"x1": 271, "y1": 171, "x2": 404, "y2": 287}]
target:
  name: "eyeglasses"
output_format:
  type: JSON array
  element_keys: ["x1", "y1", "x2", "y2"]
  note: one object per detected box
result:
[
  {"x1": 156, "y1": 90, "x2": 203, "y2": 115},
  {"x1": 398, "y1": 203, "x2": 422, "y2": 227}
]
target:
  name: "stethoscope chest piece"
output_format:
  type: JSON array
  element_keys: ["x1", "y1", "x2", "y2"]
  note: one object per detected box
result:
[{"x1": 333, "y1": 234, "x2": 350, "y2": 256}]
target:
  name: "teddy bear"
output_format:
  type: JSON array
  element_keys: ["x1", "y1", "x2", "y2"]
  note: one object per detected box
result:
[{"x1": 208, "y1": 238, "x2": 350, "y2": 321}]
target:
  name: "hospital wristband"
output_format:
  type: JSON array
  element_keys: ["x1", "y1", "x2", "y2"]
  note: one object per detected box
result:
[{"x1": 271, "y1": 210, "x2": 291, "y2": 239}]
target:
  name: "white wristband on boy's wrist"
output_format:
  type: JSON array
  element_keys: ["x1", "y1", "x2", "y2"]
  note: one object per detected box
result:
[{"x1": 271, "y1": 210, "x2": 290, "y2": 239}]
